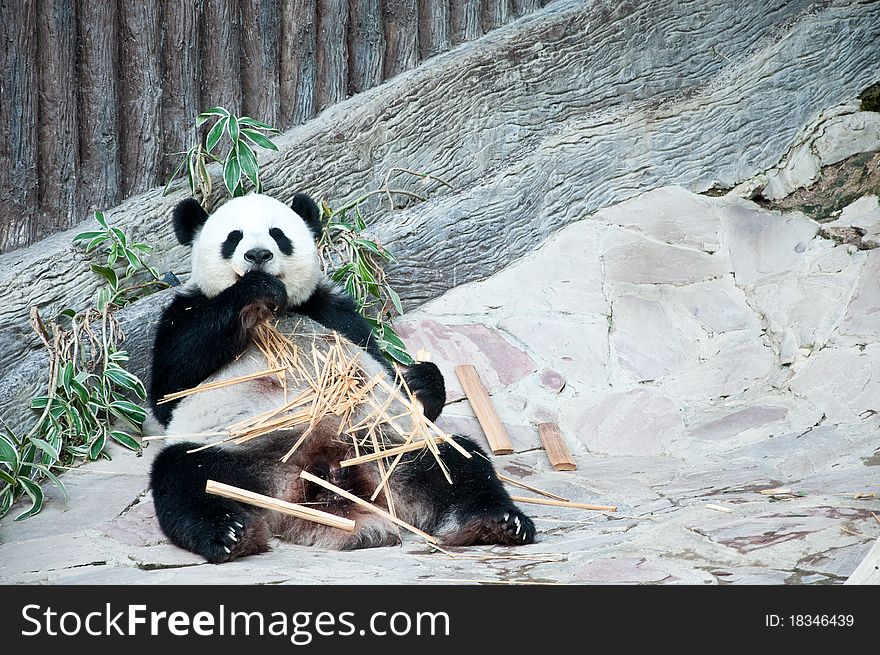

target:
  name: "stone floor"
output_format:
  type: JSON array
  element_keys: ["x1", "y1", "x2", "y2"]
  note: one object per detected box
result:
[{"x1": 1, "y1": 186, "x2": 878, "y2": 584}]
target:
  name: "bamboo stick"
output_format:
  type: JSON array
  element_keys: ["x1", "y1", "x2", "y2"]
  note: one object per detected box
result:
[
  {"x1": 204, "y1": 479, "x2": 355, "y2": 531},
  {"x1": 497, "y1": 473, "x2": 569, "y2": 502},
  {"x1": 157, "y1": 366, "x2": 288, "y2": 403},
  {"x1": 300, "y1": 470, "x2": 438, "y2": 543},
  {"x1": 510, "y1": 495, "x2": 617, "y2": 512},
  {"x1": 537, "y1": 422, "x2": 577, "y2": 471},
  {"x1": 454, "y1": 364, "x2": 513, "y2": 455},
  {"x1": 340, "y1": 436, "x2": 446, "y2": 467}
]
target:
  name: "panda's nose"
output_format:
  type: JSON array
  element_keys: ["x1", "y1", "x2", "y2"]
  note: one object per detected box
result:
[{"x1": 244, "y1": 248, "x2": 274, "y2": 266}]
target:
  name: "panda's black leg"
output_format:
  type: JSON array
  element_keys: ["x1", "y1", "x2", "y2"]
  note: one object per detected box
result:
[
  {"x1": 401, "y1": 361, "x2": 446, "y2": 422},
  {"x1": 150, "y1": 443, "x2": 272, "y2": 563},
  {"x1": 395, "y1": 435, "x2": 536, "y2": 546}
]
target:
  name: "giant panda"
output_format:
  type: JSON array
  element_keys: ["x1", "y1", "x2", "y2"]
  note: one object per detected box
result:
[{"x1": 148, "y1": 192, "x2": 536, "y2": 563}]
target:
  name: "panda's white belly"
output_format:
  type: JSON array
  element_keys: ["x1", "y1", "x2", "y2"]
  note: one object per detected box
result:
[{"x1": 164, "y1": 345, "x2": 287, "y2": 439}]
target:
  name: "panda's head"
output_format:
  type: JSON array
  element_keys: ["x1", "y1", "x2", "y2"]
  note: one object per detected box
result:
[{"x1": 173, "y1": 193, "x2": 323, "y2": 305}]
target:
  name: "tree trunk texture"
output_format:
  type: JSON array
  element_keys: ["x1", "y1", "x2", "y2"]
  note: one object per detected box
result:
[
  {"x1": 0, "y1": 0, "x2": 39, "y2": 252},
  {"x1": 76, "y1": 0, "x2": 120, "y2": 219},
  {"x1": 280, "y1": 0, "x2": 317, "y2": 125},
  {"x1": 349, "y1": 0, "x2": 385, "y2": 94},
  {"x1": 451, "y1": 0, "x2": 482, "y2": 44},
  {"x1": 241, "y1": 0, "x2": 281, "y2": 127},
  {"x1": 316, "y1": 0, "x2": 349, "y2": 112},
  {"x1": 37, "y1": 0, "x2": 78, "y2": 238},
  {"x1": 119, "y1": 1, "x2": 163, "y2": 198},
  {"x1": 1, "y1": 0, "x2": 879, "y2": 437},
  {"x1": 0, "y1": 0, "x2": 544, "y2": 254},
  {"x1": 383, "y1": 0, "x2": 419, "y2": 79}
]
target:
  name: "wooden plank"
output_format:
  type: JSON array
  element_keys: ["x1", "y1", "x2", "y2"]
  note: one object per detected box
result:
[
  {"x1": 450, "y1": 0, "x2": 482, "y2": 44},
  {"x1": 844, "y1": 537, "x2": 880, "y2": 585},
  {"x1": 36, "y1": 0, "x2": 78, "y2": 238},
  {"x1": 200, "y1": 0, "x2": 242, "y2": 114},
  {"x1": 348, "y1": 0, "x2": 385, "y2": 94},
  {"x1": 77, "y1": 0, "x2": 121, "y2": 220},
  {"x1": 280, "y1": 0, "x2": 317, "y2": 125},
  {"x1": 419, "y1": 0, "x2": 451, "y2": 60},
  {"x1": 454, "y1": 365, "x2": 513, "y2": 455},
  {"x1": 316, "y1": 0, "x2": 350, "y2": 112},
  {"x1": 205, "y1": 479, "x2": 356, "y2": 531},
  {"x1": 383, "y1": 0, "x2": 419, "y2": 79},
  {"x1": 119, "y1": 0, "x2": 163, "y2": 197},
  {"x1": 160, "y1": 0, "x2": 202, "y2": 177},
  {"x1": 538, "y1": 422, "x2": 577, "y2": 471},
  {"x1": 241, "y1": 0, "x2": 282, "y2": 126}
]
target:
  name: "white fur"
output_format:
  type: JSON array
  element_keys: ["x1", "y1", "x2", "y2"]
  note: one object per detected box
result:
[{"x1": 188, "y1": 194, "x2": 320, "y2": 305}]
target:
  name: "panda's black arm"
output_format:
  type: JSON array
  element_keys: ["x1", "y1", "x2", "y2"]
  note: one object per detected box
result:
[
  {"x1": 149, "y1": 272, "x2": 287, "y2": 425},
  {"x1": 292, "y1": 281, "x2": 446, "y2": 421},
  {"x1": 292, "y1": 282, "x2": 387, "y2": 366}
]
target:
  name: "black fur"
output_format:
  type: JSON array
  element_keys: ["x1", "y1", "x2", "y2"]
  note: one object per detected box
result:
[
  {"x1": 149, "y1": 270, "x2": 288, "y2": 426},
  {"x1": 220, "y1": 230, "x2": 243, "y2": 259},
  {"x1": 173, "y1": 198, "x2": 209, "y2": 245},
  {"x1": 291, "y1": 192, "x2": 322, "y2": 240},
  {"x1": 269, "y1": 227, "x2": 293, "y2": 255}
]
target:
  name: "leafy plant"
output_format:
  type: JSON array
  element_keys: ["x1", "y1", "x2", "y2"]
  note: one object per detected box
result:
[
  {"x1": 164, "y1": 106, "x2": 280, "y2": 201},
  {"x1": 0, "y1": 215, "x2": 161, "y2": 520},
  {"x1": 318, "y1": 168, "x2": 452, "y2": 365}
]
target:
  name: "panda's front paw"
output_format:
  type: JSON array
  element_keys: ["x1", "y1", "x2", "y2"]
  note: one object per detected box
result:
[
  {"x1": 201, "y1": 512, "x2": 247, "y2": 564},
  {"x1": 402, "y1": 362, "x2": 446, "y2": 422},
  {"x1": 237, "y1": 270, "x2": 289, "y2": 312}
]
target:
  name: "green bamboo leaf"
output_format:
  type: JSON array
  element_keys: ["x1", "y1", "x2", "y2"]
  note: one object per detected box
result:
[
  {"x1": 387, "y1": 287, "x2": 404, "y2": 315},
  {"x1": 30, "y1": 464, "x2": 66, "y2": 499},
  {"x1": 237, "y1": 141, "x2": 259, "y2": 189},
  {"x1": 124, "y1": 248, "x2": 143, "y2": 271},
  {"x1": 61, "y1": 362, "x2": 74, "y2": 396},
  {"x1": 223, "y1": 149, "x2": 242, "y2": 196},
  {"x1": 241, "y1": 128, "x2": 278, "y2": 151},
  {"x1": 109, "y1": 401, "x2": 147, "y2": 425},
  {"x1": 28, "y1": 437, "x2": 60, "y2": 462},
  {"x1": 238, "y1": 117, "x2": 278, "y2": 131},
  {"x1": 30, "y1": 396, "x2": 49, "y2": 410},
  {"x1": 14, "y1": 478, "x2": 44, "y2": 520},
  {"x1": 227, "y1": 114, "x2": 240, "y2": 143},
  {"x1": 73, "y1": 230, "x2": 105, "y2": 242},
  {"x1": 85, "y1": 234, "x2": 109, "y2": 253},
  {"x1": 109, "y1": 431, "x2": 141, "y2": 451},
  {"x1": 0, "y1": 434, "x2": 19, "y2": 469},
  {"x1": 0, "y1": 489, "x2": 13, "y2": 518},
  {"x1": 205, "y1": 115, "x2": 228, "y2": 152},
  {"x1": 88, "y1": 433, "x2": 106, "y2": 460},
  {"x1": 94, "y1": 211, "x2": 108, "y2": 229},
  {"x1": 0, "y1": 469, "x2": 15, "y2": 485},
  {"x1": 90, "y1": 264, "x2": 118, "y2": 289},
  {"x1": 96, "y1": 287, "x2": 111, "y2": 312},
  {"x1": 110, "y1": 227, "x2": 127, "y2": 248},
  {"x1": 196, "y1": 107, "x2": 230, "y2": 126},
  {"x1": 69, "y1": 378, "x2": 90, "y2": 404}
]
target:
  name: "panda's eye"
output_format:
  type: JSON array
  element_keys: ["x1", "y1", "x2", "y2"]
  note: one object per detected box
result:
[
  {"x1": 220, "y1": 230, "x2": 243, "y2": 259},
  {"x1": 269, "y1": 227, "x2": 293, "y2": 255}
]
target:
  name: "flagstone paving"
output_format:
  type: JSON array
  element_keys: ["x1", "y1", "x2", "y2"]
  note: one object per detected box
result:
[{"x1": 1, "y1": 186, "x2": 878, "y2": 585}]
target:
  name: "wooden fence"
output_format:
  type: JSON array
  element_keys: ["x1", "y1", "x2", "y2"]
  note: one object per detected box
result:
[{"x1": 0, "y1": 0, "x2": 547, "y2": 253}]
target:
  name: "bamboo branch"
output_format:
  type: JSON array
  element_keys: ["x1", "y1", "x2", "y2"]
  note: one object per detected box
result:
[{"x1": 510, "y1": 495, "x2": 617, "y2": 512}]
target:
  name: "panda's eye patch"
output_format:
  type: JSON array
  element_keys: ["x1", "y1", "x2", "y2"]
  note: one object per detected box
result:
[
  {"x1": 220, "y1": 230, "x2": 243, "y2": 259},
  {"x1": 269, "y1": 227, "x2": 293, "y2": 255}
]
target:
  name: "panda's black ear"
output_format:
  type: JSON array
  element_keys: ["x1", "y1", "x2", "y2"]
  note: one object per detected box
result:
[
  {"x1": 173, "y1": 198, "x2": 209, "y2": 246},
  {"x1": 291, "y1": 192, "x2": 323, "y2": 240}
]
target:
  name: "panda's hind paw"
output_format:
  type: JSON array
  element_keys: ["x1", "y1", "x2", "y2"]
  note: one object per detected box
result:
[
  {"x1": 492, "y1": 506, "x2": 537, "y2": 545},
  {"x1": 195, "y1": 509, "x2": 269, "y2": 564}
]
